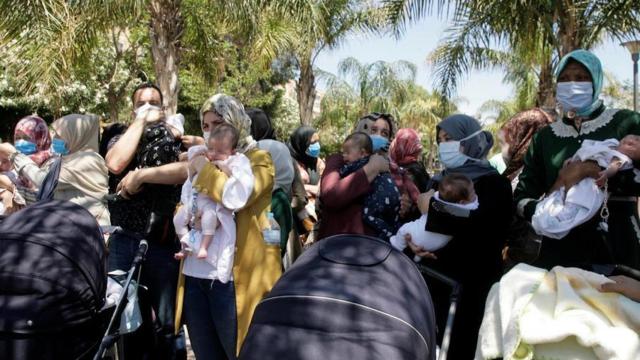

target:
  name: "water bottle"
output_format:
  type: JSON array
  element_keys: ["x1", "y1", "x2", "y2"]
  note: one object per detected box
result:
[{"x1": 262, "y1": 212, "x2": 281, "y2": 246}]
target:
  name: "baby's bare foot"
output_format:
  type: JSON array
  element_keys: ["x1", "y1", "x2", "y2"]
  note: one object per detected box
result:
[{"x1": 197, "y1": 248, "x2": 208, "y2": 259}]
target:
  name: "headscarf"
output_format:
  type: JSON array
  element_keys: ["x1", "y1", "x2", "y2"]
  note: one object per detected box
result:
[
  {"x1": 356, "y1": 112, "x2": 397, "y2": 139},
  {"x1": 436, "y1": 114, "x2": 497, "y2": 181},
  {"x1": 13, "y1": 115, "x2": 51, "y2": 166},
  {"x1": 390, "y1": 128, "x2": 423, "y2": 166},
  {"x1": 555, "y1": 49, "x2": 604, "y2": 118},
  {"x1": 247, "y1": 108, "x2": 276, "y2": 141},
  {"x1": 52, "y1": 114, "x2": 108, "y2": 201},
  {"x1": 248, "y1": 108, "x2": 295, "y2": 193},
  {"x1": 288, "y1": 126, "x2": 318, "y2": 171},
  {"x1": 200, "y1": 94, "x2": 257, "y2": 153},
  {"x1": 389, "y1": 128, "x2": 423, "y2": 203},
  {"x1": 502, "y1": 108, "x2": 552, "y2": 181}
]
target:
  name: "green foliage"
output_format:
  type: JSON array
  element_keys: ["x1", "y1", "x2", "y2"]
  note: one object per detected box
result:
[{"x1": 272, "y1": 96, "x2": 301, "y2": 142}]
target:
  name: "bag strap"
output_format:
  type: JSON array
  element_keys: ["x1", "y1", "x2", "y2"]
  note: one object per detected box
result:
[{"x1": 36, "y1": 156, "x2": 62, "y2": 202}]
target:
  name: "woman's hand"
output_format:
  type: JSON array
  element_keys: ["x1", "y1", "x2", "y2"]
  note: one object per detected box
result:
[
  {"x1": 181, "y1": 135, "x2": 205, "y2": 148},
  {"x1": 0, "y1": 190, "x2": 22, "y2": 215},
  {"x1": 550, "y1": 160, "x2": 600, "y2": 193},
  {"x1": 405, "y1": 234, "x2": 437, "y2": 260},
  {"x1": 416, "y1": 190, "x2": 435, "y2": 215},
  {"x1": 116, "y1": 168, "x2": 145, "y2": 199},
  {"x1": 136, "y1": 108, "x2": 165, "y2": 123},
  {"x1": 599, "y1": 275, "x2": 640, "y2": 302},
  {"x1": 363, "y1": 154, "x2": 389, "y2": 182}
]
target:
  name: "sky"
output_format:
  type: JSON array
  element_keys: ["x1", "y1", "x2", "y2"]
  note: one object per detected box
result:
[{"x1": 314, "y1": 14, "x2": 636, "y2": 118}]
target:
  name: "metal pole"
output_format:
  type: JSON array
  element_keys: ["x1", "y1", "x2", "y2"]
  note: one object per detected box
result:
[{"x1": 633, "y1": 53, "x2": 638, "y2": 112}]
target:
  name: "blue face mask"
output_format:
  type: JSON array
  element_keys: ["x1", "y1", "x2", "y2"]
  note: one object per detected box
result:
[
  {"x1": 15, "y1": 139, "x2": 37, "y2": 155},
  {"x1": 51, "y1": 138, "x2": 69, "y2": 155},
  {"x1": 370, "y1": 135, "x2": 390, "y2": 153},
  {"x1": 306, "y1": 142, "x2": 321, "y2": 158}
]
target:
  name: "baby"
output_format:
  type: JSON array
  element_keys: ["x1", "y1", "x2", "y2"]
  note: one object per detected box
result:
[
  {"x1": 173, "y1": 124, "x2": 254, "y2": 262},
  {"x1": 532, "y1": 135, "x2": 640, "y2": 239},
  {"x1": 390, "y1": 173, "x2": 479, "y2": 261},
  {"x1": 340, "y1": 132, "x2": 401, "y2": 240}
]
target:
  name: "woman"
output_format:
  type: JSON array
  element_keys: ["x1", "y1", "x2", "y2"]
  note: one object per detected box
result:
[
  {"x1": 0, "y1": 114, "x2": 110, "y2": 225},
  {"x1": 247, "y1": 108, "x2": 297, "y2": 256},
  {"x1": 318, "y1": 112, "x2": 399, "y2": 239},
  {"x1": 389, "y1": 128, "x2": 430, "y2": 221},
  {"x1": 187, "y1": 94, "x2": 281, "y2": 359},
  {"x1": 515, "y1": 49, "x2": 640, "y2": 270},
  {"x1": 287, "y1": 126, "x2": 325, "y2": 199},
  {"x1": 497, "y1": 108, "x2": 552, "y2": 189},
  {"x1": 407, "y1": 114, "x2": 513, "y2": 359}
]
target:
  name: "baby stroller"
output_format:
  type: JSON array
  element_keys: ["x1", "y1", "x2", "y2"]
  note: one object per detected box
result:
[
  {"x1": 239, "y1": 234, "x2": 438, "y2": 360},
  {"x1": 0, "y1": 200, "x2": 108, "y2": 360}
]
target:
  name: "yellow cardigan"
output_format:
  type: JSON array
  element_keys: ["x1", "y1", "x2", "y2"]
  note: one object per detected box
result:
[{"x1": 193, "y1": 148, "x2": 282, "y2": 353}]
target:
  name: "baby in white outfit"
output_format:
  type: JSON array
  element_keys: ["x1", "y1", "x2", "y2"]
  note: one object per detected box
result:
[
  {"x1": 173, "y1": 123, "x2": 254, "y2": 260},
  {"x1": 391, "y1": 173, "x2": 479, "y2": 261},
  {"x1": 532, "y1": 136, "x2": 640, "y2": 239}
]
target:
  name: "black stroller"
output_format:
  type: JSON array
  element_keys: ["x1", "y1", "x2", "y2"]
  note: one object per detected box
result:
[
  {"x1": 0, "y1": 200, "x2": 108, "y2": 359},
  {"x1": 239, "y1": 234, "x2": 438, "y2": 360}
]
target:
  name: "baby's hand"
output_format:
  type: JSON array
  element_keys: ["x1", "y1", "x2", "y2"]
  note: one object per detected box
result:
[{"x1": 215, "y1": 161, "x2": 232, "y2": 177}]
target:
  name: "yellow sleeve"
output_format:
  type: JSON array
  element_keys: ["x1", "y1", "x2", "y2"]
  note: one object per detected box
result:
[
  {"x1": 193, "y1": 150, "x2": 274, "y2": 209},
  {"x1": 193, "y1": 162, "x2": 228, "y2": 203}
]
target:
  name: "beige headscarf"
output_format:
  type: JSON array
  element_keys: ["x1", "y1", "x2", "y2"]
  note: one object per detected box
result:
[
  {"x1": 200, "y1": 94, "x2": 257, "y2": 153},
  {"x1": 52, "y1": 114, "x2": 108, "y2": 201}
]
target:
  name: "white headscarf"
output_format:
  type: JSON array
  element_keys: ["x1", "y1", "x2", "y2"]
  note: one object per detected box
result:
[{"x1": 200, "y1": 94, "x2": 257, "y2": 153}]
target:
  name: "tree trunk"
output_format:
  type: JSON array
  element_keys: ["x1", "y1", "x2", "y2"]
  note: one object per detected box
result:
[
  {"x1": 296, "y1": 57, "x2": 316, "y2": 125},
  {"x1": 536, "y1": 60, "x2": 555, "y2": 108},
  {"x1": 149, "y1": 0, "x2": 184, "y2": 116}
]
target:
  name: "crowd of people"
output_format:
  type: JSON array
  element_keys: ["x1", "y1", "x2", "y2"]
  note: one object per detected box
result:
[{"x1": 1, "y1": 48, "x2": 640, "y2": 359}]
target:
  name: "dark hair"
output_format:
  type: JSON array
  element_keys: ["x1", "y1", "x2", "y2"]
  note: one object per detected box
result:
[
  {"x1": 210, "y1": 123, "x2": 240, "y2": 150},
  {"x1": 438, "y1": 173, "x2": 473, "y2": 203},
  {"x1": 344, "y1": 131, "x2": 373, "y2": 154},
  {"x1": 131, "y1": 82, "x2": 163, "y2": 105}
]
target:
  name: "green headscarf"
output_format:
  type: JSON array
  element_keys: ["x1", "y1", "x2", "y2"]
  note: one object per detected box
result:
[{"x1": 555, "y1": 49, "x2": 604, "y2": 118}]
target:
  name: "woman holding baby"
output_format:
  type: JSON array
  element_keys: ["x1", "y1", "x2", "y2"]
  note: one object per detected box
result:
[
  {"x1": 515, "y1": 49, "x2": 640, "y2": 271},
  {"x1": 404, "y1": 114, "x2": 513, "y2": 359}
]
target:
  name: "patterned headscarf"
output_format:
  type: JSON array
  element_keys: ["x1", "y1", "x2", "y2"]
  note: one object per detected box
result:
[
  {"x1": 13, "y1": 115, "x2": 51, "y2": 166},
  {"x1": 390, "y1": 128, "x2": 423, "y2": 166},
  {"x1": 502, "y1": 108, "x2": 552, "y2": 181},
  {"x1": 556, "y1": 49, "x2": 604, "y2": 118},
  {"x1": 200, "y1": 94, "x2": 256, "y2": 153}
]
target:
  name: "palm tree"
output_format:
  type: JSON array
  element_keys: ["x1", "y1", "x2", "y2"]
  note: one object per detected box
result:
[
  {"x1": 286, "y1": 0, "x2": 386, "y2": 125},
  {"x1": 0, "y1": 0, "x2": 298, "y2": 115},
  {"x1": 383, "y1": 0, "x2": 640, "y2": 107}
]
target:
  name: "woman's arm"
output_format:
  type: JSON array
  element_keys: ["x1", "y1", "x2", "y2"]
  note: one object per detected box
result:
[
  {"x1": 13, "y1": 153, "x2": 49, "y2": 187},
  {"x1": 513, "y1": 133, "x2": 548, "y2": 220},
  {"x1": 319, "y1": 154, "x2": 386, "y2": 210}
]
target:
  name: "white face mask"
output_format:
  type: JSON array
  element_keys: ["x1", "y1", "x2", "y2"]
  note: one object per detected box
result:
[
  {"x1": 203, "y1": 131, "x2": 210, "y2": 145},
  {"x1": 134, "y1": 102, "x2": 161, "y2": 117},
  {"x1": 556, "y1": 81, "x2": 593, "y2": 112},
  {"x1": 438, "y1": 130, "x2": 483, "y2": 169}
]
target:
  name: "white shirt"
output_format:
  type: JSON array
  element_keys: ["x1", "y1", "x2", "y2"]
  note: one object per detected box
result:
[{"x1": 182, "y1": 153, "x2": 254, "y2": 282}]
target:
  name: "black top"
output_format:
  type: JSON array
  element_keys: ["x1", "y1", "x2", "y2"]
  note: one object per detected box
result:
[
  {"x1": 423, "y1": 172, "x2": 512, "y2": 359},
  {"x1": 106, "y1": 123, "x2": 182, "y2": 238}
]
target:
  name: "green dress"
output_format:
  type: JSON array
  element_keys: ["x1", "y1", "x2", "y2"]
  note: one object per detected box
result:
[{"x1": 514, "y1": 106, "x2": 640, "y2": 269}]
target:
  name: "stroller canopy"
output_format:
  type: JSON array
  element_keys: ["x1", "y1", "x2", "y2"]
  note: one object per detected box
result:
[
  {"x1": 239, "y1": 234, "x2": 436, "y2": 360},
  {"x1": 0, "y1": 200, "x2": 107, "y2": 334}
]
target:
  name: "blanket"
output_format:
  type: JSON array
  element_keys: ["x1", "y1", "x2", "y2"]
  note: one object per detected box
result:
[{"x1": 475, "y1": 264, "x2": 640, "y2": 360}]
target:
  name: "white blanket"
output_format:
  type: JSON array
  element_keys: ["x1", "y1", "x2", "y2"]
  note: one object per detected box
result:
[
  {"x1": 531, "y1": 139, "x2": 632, "y2": 239},
  {"x1": 475, "y1": 264, "x2": 640, "y2": 360}
]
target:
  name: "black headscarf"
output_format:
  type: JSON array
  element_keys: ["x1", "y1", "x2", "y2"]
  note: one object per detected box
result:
[
  {"x1": 247, "y1": 108, "x2": 276, "y2": 141},
  {"x1": 288, "y1": 125, "x2": 318, "y2": 171}
]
